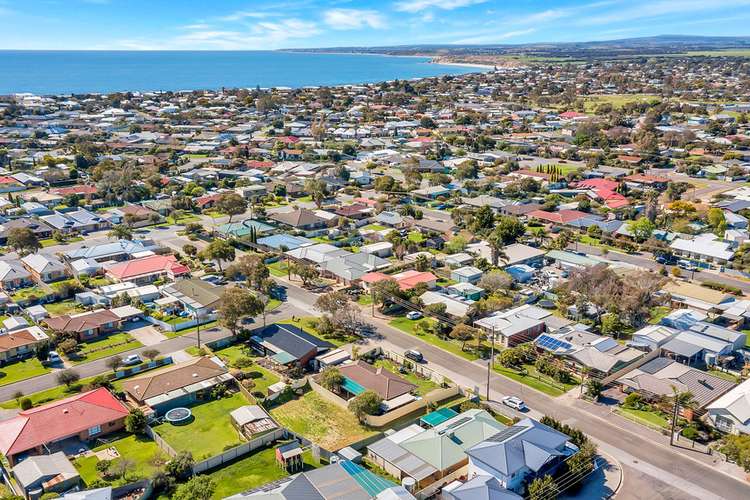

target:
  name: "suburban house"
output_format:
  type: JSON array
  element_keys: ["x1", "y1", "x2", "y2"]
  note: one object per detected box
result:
[
  {"x1": 0, "y1": 260, "x2": 33, "y2": 290},
  {"x1": 670, "y1": 233, "x2": 735, "y2": 265},
  {"x1": 160, "y1": 278, "x2": 223, "y2": 318},
  {"x1": 65, "y1": 240, "x2": 159, "y2": 262},
  {"x1": 12, "y1": 452, "x2": 80, "y2": 499},
  {"x1": 451, "y1": 266, "x2": 483, "y2": 285},
  {"x1": 43, "y1": 309, "x2": 120, "y2": 341},
  {"x1": 366, "y1": 409, "x2": 505, "y2": 491},
  {"x1": 475, "y1": 305, "x2": 569, "y2": 348},
  {"x1": 0, "y1": 326, "x2": 49, "y2": 364},
  {"x1": 0, "y1": 218, "x2": 53, "y2": 245},
  {"x1": 337, "y1": 361, "x2": 417, "y2": 410},
  {"x1": 122, "y1": 356, "x2": 233, "y2": 415},
  {"x1": 270, "y1": 208, "x2": 328, "y2": 231},
  {"x1": 462, "y1": 418, "x2": 578, "y2": 495},
  {"x1": 443, "y1": 475, "x2": 521, "y2": 500},
  {"x1": 500, "y1": 243, "x2": 546, "y2": 268},
  {"x1": 21, "y1": 254, "x2": 68, "y2": 283},
  {"x1": 617, "y1": 357, "x2": 735, "y2": 410},
  {"x1": 105, "y1": 254, "x2": 190, "y2": 284},
  {"x1": 706, "y1": 378, "x2": 750, "y2": 434},
  {"x1": 250, "y1": 323, "x2": 335, "y2": 369},
  {"x1": 0, "y1": 388, "x2": 129, "y2": 466},
  {"x1": 361, "y1": 270, "x2": 438, "y2": 292}
]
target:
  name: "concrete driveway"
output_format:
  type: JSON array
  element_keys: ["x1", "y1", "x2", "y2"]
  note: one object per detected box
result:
[{"x1": 127, "y1": 323, "x2": 167, "y2": 346}]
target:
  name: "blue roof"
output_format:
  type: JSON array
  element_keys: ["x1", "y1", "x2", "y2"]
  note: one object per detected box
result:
[
  {"x1": 341, "y1": 377, "x2": 366, "y2": 396},
  {"x1": 421, "y1": 407, "x2": 458, "y2": 427},
  {"x1": 257, "y1": 234, "x2": 314, "y2": 251},
  {"x1": 339, "y1": 460, "x2": 395, "y2": 497}
]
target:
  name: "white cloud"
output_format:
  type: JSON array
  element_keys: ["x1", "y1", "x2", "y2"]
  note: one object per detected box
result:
[
  {"x1": 454, "y1": 28, "x2": 536, "y2": 45},
  {"x1": 394, "y1": 0, "x2": 486, "y2": 14},
  {"x1": 323, "y1": 9, "x2": 387, "y2": 30},
  {"x1": 217, "y1": 11, "x2": 271, "y2": 22}
]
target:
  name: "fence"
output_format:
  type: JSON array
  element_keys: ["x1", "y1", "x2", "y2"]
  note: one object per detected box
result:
[
  {"x1": 145, "y1": 314, "x2": 218, "y2": 332},
  {"x1": 144, "y1": 425, "x2": 177, "y2": 458},
  {"x1": 382, "y1": 350, "x2": 450, "y2": 385},
  {"x1": 192, "y1": 428, "x2": 286, "y2": 474},
  {"x1": 114, "y1": 356, "x2": 173, "y2": 379}
]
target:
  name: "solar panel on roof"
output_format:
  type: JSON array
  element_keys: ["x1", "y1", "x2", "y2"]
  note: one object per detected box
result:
[
  {"x1": 487, "y1": 425, "x2": 525, "y2": 443},
  {"x1": 536, "y1": 334, "x2": 573, "y2": 351}
]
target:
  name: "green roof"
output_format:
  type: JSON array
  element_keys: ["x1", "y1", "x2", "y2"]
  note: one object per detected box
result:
[
  {"x1": 421, "y1": 408, "x2": 458, "y2": 427},
  {"x1": 270, "y1": 350, "x2": 298, "y2": 365}
]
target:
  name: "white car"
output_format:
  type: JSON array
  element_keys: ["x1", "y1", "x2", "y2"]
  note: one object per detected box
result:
[
  {"x1": 406, "y1": 311, "x2": 423, "y2": 320},
  {"x1": 502, "y1": 396, "x2": 528, "y2": 411},
  {"x1": 122, "y1": 354, "x2": 142, "y2": 366}
]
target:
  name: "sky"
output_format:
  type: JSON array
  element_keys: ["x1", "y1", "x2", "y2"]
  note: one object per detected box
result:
[{"x1": 0, "y1": 0, "x2": 749, "y2": 50}]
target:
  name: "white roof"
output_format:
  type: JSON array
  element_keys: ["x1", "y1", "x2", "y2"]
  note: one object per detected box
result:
[
  {"x1": 707, "y1": 378, "x2": 750, "y2": 424},
  {"x1": 670, "y1": 234, "x2": 734, "y2": 261}
]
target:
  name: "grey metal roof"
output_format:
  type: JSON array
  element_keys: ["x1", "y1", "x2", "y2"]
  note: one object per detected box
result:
[
  {"x1": 639, "y1": 357, "x2": 672, "y2": 375},
  {"x1": 661, "y1": 338, "x2": 704, "y2": 358},
  {"x1": 448, "y1": 475, "x2": 522, "y2": 500}
]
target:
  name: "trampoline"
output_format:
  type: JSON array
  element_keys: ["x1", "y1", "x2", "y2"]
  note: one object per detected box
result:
[{"x1": 164, "y1": 407, "x2": 192, "y2": 425}]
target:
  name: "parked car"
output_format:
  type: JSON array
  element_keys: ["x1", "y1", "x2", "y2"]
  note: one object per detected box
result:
[
  {"x1": 47, "y1": 351, "x2": 61, "y2": 363},
  {"x1": 406, "y1": 311, "x2": 423, "y2": 320},
  {"x1": 404, "y1": 350, "x2": 424, "y2": 363},
  {"x1": 122, "y1": 354, "x2": 142, "y2": 366},
  {"x1": 502, "y1": 395, "x2": 528, "y2": 411}
]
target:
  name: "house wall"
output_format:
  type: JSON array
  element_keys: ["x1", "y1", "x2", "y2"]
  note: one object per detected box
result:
[{"x1": 707, "y1": 408, "x2": 750, "y2": 435}]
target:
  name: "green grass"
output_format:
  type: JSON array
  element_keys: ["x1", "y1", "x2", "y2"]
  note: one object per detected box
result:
[
  {"x1": 389, "y1": 317, "x2": 480, "y2": 361},
  {"x1": 494, "y1": 363, "x2": 579, "y2": 397},
  {"x1": 684, "y1": 49, "x2": 750, "y2": 57},
  {"x1": 10, "y1": 285, "x2": 48, "y2": 303},
  {"x1": 407, "y1": 231, "x2": 424, "y2": 243},
  {"x1": 648, "y1": 306, "x2": 672, "y2": 325},
  {"x1": 1, "y1": 372, "x2": 132, "y2": 409},
  {"x1": 164, "y1": 320, "x2": 219, "y2": 338},
  {"x1": 0, "y1": 357, "x2": 50, "y2": 387},
  {"x1": 373, "y1": 358, "x2": 439, "y2": 396},
  {"x1": 74, "y1": 433, "x2": 163, "y2": 487},
  {"x1": 581, "y1": 93, "x2": 661, "y2": 112},
  {"x1": 276, "y1": 317, "x2": 354, "y2": 347},
  {"x1": 617, "y1": 407, "x2": 668, "y2": 429},
  {"x1": 205, "y1": 443, "x2": 320, "y2": 499},
  {"x1": 708, "y1": 369, "x2": 739, "y2": 383},
  {"x1": 270, "y1": 390, "x2": 377, "y2": 450},
  {"x1": 39, "y1": 236, "x2": 84, "y2": 247},
  {"x1": 70, "y1": 332, "x2": 143, "y2": 365},
  {"x1": 166, "y1": 213, "x2": 201, "y2": 225},
  {"x1": 266, "y1": 298, "x2": 282, "y2": 311},
  {"x1": 89, "y1": 276, "x2": 113, "y2": 287},
  {"x1": 45, "y1": 300, "x2": 84, "y2": 316},
  {"x1": 362, "y1": 224, "x2": 387, "y2": 231},
  {"x1": 268, "y1": 261, "x2": 289, "y2": 277},
  {"x1": 153, "y1": 392, "x2": 250, "y2": 460},
  {"x1": 212, "y1": 344, "x2": 281, "y2": 395},
  {"x1": 357, "y1": 294, "x2": 373, "y2": 306}
]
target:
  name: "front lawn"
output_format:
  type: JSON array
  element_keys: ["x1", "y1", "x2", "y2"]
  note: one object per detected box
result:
[
  {"x1": 164, "y1": 320, "x2": 219, "y2": 338},
  {"x1": 152, "y1": 392, "x2": 250, "y2": 460},
  {"x1": 45, "y1": 300, "x2": 84, "y2": 316},
  {"x1": 494, "y1": 363, "x2": 579, "y2": 397},
  {"x1": 389, "y1": 317, "x2": 481, "y2": 361},
  {"x1": 617, "y1": 407, "x2": 669, "y2": 429},
  {"x1": 205, "y1": 442, "x2": 320, "y2": 499},
  {"x1": 0, "y1": 357, "x2": 50, "y2": 387},
  {"x1": 268, "y1": 260, "x2": 289, "y2": 277},
  {"x1": 357, "y1": 294, "x2": 373, "y2": 306},
  {"x1": 74, "y1": 433, "x2": 163, "y2": 487},
  {"x1": 373, "y1": 358, "x2": 439, "y2": 396},
  {"x1": 362, "y1": 224, "x2": 387, "y2": 231},
  {"x1": 266, "y1": 298, "x2": 282, "y2": 311},
  {"x1": 270, "y1": 391, "x2": 377, "y2": 450},
  {"x1": 70, "y1": 332, "x2": 143, "y2": 365}
]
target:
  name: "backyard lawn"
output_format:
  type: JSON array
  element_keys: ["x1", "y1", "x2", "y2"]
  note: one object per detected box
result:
[
  {"x1": 270, "y1": 391, "x2": 377, "y2": 450},
  {"x1": 649, "y1": 306, "x2": 672, "y2": 325},
  {"x1": 389, "y1": 317, "x2": 481, "y2": 361},
  {"x1": 45, "y1": 300, "x2": 84, "y2": 316},
  {"x1": 205, "y1": 443, "x2": 320, "y2": 499},
  {"x1": 407, "y1": 231, "x2": 424, "y2": 243},
  {"x1": 74, "y1": 433, "x2": 163, "y2": 487},
  {"x1": 494, "y1": 363, "x2": 579, "y2": 397},
  {"x1": 10, "y1": 286, "x2": 49, "y2": 303},
  {"x1": 373, "y1": 358, "x2": 439, "y2": 396},
  {"x1": 0, "y1": 357, "x2": 50, "y2": 387},
  {"x1": 212, "y1": 344, "x2": 281, "y2": 395},
  {"x1": 153, "y1": 392, "x2": 250, "y2": 460},
  {"x1": 71, "y1": 332, "x2": 143, "y2": 365}
]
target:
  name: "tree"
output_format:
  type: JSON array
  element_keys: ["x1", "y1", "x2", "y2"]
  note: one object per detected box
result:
[
  {"x1": 470, "y1": 205, "x2": 495, "y2": 234},
  {"x1": 315, "y1": 290, "x2": 360, "y2": 332},
  {"x1": 527, "y1": 475, "x2": 559, "y2": 500},
  {"x1": 182, "y1": 244, "x2": 197, "y2": 257},
  {"x1": 319, "y1": 366, "x2": 344, "y2": 391},
  {"x1": 486, "y1": 227, "x2": 510, "y2": 267},
  {"x1": 142, "y1": 348, "x2": 160, "y2": 361},
  {"x1": 478, "y1": 271, "x2": 512, "y2": 293},
  {"x1": 173, "y1": 477, "x2": 216, "y2": 500},
  {"x1": 201, "y1": 239, "x2": 235, "y2": 272},
  {"x1": 668, "y1": 200, "x2": 696, "y2": 218},
  {"x1": 707, "y1": 207, "x2": 727, "y2": 235},
  {"x1": 125, "y1": 408, "x2": 147, "y2": 434},
  {"x1": 414, "y1": 254, "x2": 431, "y2": 272},
  {"x1": 56, "y1": 369, "x2": 80, "y2": 388},
  {"x1": 107, "y1": 356, "x2": 124, "y2": 372},
  {"x1": 599, "y1": 313, "x2": 624, "y2": 338},
  {"x1": 107, "y1": 224, "x2": 133, "y2": 240},
  {"x1": 494, "y1": 216, "x2": 526, "y2": 245},
  {"x1": 348, "y1": 390, "x2": 382, "y2": 421},
  {"x1": 370, "y1": 278, "x2": 401, "y2": 309},
  {"x1": 585, "y1": 378, "x2": 604, "y2": 400},
  {"x1": 165, "y1": 451, "x2": 194, "y2": 481},
  {"x1": 215, "y1": 192, "x2": 247, "y2": 223},
  {"x1": 627, "y1": 217, "x2": 656, "y2": 243},
  {"x1": 232, "y1": 254, "x2": 270, "y2": 290},
  {"x1": 304, "y1": 178, "x2": 328, "y2": 208},
  {"x1": 288, "y1": 261, "x2": 320, "y2": 286},
  {"x1": 450, "y1": 324, "x2": 479, "y2": 350},
  {"x1": 218, "y1": 286, "x2": 265, "y2": 336},
  {"x1": 7, "y1": 227, "x2": 40, "y2": 256}
]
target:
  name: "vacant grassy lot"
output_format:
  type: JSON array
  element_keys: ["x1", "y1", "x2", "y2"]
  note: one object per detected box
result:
[
  {"x1": 0, "y1": 357, "x2": 50, "y2": 387},
  {"x1": 276, "y1": 317, "x2": 355, "y2": 347},
  {"x1": 205, "y1": 443, "x2": 320, "y2": 499},
  {"x1": 74, "y1": 433, "x2": 163, "y2": 487},
  {"x1": 270, "y1": 391, "x2": 377, "y2": 450},
  {"x1": 494, "y1": 363, "x2": 579, "y2": 397},
  {"x1": 153, "y1": 392, "x2": 249, "y2": 460},
  {"x1": 71, "y1": 332, "x2": 143, "y2": 365},
  {"x1": 373, "y1": 358, "x2": 439, "y2": 396},
  {"x1": 581, "y1": 93, "x2": 661, "y2": 112},
  {"x1": 389, "y1": 317, "x2": 481, "y2": 361}
]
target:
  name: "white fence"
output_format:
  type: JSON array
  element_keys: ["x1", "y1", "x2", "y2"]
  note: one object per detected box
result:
[{"x1": 146, "y1": 314, "x2": 218, "y2": 332}]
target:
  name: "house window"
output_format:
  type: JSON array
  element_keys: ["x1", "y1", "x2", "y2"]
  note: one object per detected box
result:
[
  {"x1": 715, "y1": 415, "x2": 734, "y2": 432},
  {"x1": 89, "y1": 425, "x2": 102, "y2": 436}
]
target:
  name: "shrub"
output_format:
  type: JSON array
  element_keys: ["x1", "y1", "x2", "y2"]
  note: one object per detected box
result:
[
  {"x1": 20, "y1": 398, "x2": 33, "y2": 410},
  {"x1": 234, "y1": 356, "x2": 254, "y2": 368}
]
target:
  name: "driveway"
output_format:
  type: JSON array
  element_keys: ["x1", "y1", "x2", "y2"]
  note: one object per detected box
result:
[{"x1": 124, "y1": 322, "x2": 167, "y2": 346}]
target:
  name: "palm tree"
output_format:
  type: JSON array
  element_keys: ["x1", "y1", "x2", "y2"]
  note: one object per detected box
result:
[
  {"x1": 486, "y1": 229, "x2": 509, "y2": 267},
  {"x1": 108, "y1": 224, "x2": 132, "y2": 241},
  {"x1": 669, "y1": 386, "x2": 694, "y2": 445}
]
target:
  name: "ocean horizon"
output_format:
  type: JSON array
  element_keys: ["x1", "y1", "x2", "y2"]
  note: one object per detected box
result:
[{"x1": 0, "y1": 50, "x2": 482, "y2": 95}]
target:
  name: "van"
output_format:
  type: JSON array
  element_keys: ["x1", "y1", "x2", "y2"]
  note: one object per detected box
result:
[{"x1": 404, "y1": 350, "x2": 424, "y2": 363}]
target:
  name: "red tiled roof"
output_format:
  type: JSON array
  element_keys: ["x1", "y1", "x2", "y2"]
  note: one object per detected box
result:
[
  {"x1": 623, "y1": 173, "x2": 669, "y2": 184},
  {"x1": 559, "y1": 111, "x2": 588, "y2": 119},
  {"x1": 0, "y1": 176, "x2": 19, "y2": 184},
  {"x1": 575, "y1": 179, "x2": 619, "y2": 191},
  {"x1": 50, "y1": 185, "x2": 98, "y2": 196},
  {"x1": 392, "y1": 270, "x2": 437, "y2": 291},
  {"x1": 528, "y1": 209, "x2": 589, "y2": 224},
  {"x1": 44, "y1": 309, "x2": 120, "y2": 334},
  {"x1": 0, "y1": 388, "x2": 129, "y2": 458},
  {"x1": 195, "y1": 193, "x2": 222, "y2": 207},
  {"x1": 106, "y1": 254, "x2": 189, "y2": 280}
]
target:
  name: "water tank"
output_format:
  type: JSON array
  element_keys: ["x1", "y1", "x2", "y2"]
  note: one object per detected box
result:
[{"x1": 401, "y1": 477, "x2": 416, "y2": 493}]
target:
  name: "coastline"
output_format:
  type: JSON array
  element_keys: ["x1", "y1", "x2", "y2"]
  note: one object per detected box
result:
[{"x1": 429, "y1": 60, "x2": 496, "y2": 70}]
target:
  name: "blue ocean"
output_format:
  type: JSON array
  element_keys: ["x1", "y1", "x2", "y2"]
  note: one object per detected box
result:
[{"x1": 0, "y1": 51, "x2": 480, "y2": 95}]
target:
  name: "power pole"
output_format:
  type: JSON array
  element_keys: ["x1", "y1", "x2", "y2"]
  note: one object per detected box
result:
[{"x1": 486, "y1": 326, "x2": 495, "y2": 401}]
